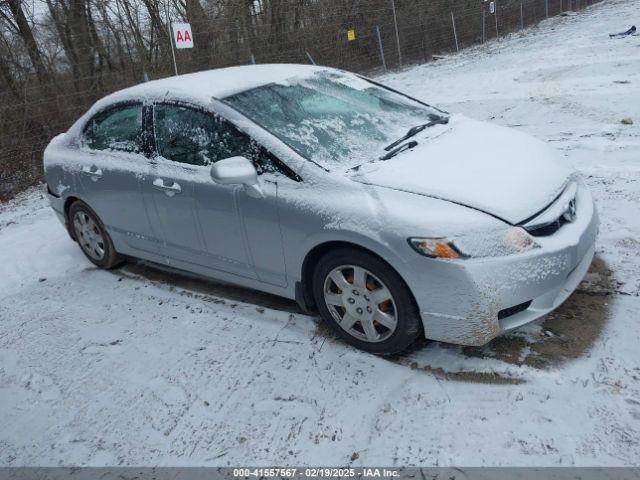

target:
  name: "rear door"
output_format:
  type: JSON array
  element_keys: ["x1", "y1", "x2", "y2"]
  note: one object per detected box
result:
[{"x1": 77, "y1": 102, "x2": 159, "y2": 254}]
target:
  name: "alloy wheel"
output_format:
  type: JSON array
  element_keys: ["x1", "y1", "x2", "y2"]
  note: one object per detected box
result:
[
  {"x1": 323, "y1": 265, "x2": 398, "y2": 343},
  {"x1": 73, "y1": 211, "x2": 106, "y2": 261}
]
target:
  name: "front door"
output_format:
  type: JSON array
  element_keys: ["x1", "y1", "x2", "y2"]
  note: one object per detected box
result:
[{"x1": 146, "y1": 102, "x2": 257, "y2": 279}]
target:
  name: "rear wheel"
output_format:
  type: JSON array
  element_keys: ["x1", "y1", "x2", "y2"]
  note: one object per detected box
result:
[
  {"x1": 312, "y1": 248, "x2": 422, "y2": 354},
  {"x1": 68, "y1": 201, "x2": 123, "y2": 269}
]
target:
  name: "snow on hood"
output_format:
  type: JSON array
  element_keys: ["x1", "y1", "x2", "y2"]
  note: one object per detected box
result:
[{"x1": 349, "y1": 115, "x2": 573, "y2": 224}]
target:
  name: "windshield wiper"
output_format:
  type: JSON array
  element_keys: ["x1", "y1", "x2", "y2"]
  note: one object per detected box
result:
[
  {"x1": 379, "y1": 140, "x2": 418, "y2": 161},
  {"x1": 384, "y1": 116, "x2": 449, "y2": 152}
]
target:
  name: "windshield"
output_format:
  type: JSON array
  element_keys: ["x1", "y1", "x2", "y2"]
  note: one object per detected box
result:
[{"x1": 224, "y1": 71, "x2": 445, "y2": 171}]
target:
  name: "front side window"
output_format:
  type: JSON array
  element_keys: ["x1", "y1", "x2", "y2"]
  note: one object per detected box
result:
[
  {"x1": 224, "y1": 71, "x2": 446, "y2": 171},
  {"x1": 83, "y1": 103, "x2": 144, "y2": 153},
  {"x1": 153, "y1": 103, "x2": 283, "y2": 176}
]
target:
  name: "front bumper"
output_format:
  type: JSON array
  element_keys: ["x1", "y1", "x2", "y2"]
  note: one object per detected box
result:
[{"x1": 406, "y1": 183, "x2": 599, "y2": 346}]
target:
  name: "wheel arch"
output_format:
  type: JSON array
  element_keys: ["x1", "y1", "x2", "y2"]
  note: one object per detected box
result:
[
  {"x1": 297, "y1": 240, "x2": 418, "y2": 315},
  {"x1": 63, "y1": 195, "x2": 81, "y2": 240}
]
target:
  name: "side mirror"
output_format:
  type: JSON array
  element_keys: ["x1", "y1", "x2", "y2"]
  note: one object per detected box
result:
[{"x1": 210, "y1": 156, "x2": 265, "y2": 198}]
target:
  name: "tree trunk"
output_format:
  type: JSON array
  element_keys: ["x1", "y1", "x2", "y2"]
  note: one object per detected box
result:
[{"x1": 6, "y1": 0, "x2": 50, "y2": 85}]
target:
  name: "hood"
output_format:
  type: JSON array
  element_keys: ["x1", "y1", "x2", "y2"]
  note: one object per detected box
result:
[{"x1": 349, "y1": 115, "x2": 573, "y2": 224}]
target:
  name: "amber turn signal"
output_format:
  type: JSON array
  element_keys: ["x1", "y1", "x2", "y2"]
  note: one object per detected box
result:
[{"x1": 408, "y1": 238, "x2": 460, "y2": 259}]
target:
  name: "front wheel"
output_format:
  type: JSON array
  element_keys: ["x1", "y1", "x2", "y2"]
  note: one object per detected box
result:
[
  {"x1": 68, "y1": 200, "x2": 124, "y2": 269},
  {"x1": 312, "y1": 248, "x2": 422, "y2": 355}
]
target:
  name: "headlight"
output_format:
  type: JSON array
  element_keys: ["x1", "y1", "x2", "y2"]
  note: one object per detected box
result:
[{"x1": 409, "y1": 227, "x2": 539, "y2": 260}]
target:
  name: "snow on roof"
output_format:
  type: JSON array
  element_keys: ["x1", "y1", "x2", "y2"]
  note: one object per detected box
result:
[
  {"x1": 104, "y1": 63, "x2": 329, "y2": 104},
  {"x1": 65, "y1": 64, "x2": 333, "y2": 144}
]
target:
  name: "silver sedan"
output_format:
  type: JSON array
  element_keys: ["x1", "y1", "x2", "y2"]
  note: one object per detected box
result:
[{"x1": 43, "y1": 64, "x2": 598, "y2": 354}]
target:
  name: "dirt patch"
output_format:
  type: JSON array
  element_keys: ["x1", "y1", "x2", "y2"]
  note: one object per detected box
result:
[
  {"x1": 405, "y1": 362, "x2": 524, "y2": 384},
  {"x1": 312, "y1": 316, "x2": 335, "y2": 338}
]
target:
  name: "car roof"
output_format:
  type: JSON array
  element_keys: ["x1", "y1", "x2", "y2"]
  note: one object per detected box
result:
[
  {"x1": 102, "y1": 63, "x2": 332, "y2": 105},
  {"x1": 66, "y1": 63, "x2": 340, "y2": 145}
]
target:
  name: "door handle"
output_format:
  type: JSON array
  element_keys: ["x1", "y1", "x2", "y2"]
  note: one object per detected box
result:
[
  {"x1": 152, "y1": 178, "x2": 182, "y2": 196},
  {"x1": 82, "y1": 165, "x2": 103, "y2": 181}
]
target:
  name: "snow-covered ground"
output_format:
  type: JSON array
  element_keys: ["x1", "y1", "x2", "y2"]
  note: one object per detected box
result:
[{"x1": 1, "y1": 0, "x2": 639, "y2": 466}]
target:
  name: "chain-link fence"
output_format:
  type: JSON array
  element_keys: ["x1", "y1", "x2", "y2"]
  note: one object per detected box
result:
[{"x1": 0, "y1": 0, "x2": 601, "y2": 200}]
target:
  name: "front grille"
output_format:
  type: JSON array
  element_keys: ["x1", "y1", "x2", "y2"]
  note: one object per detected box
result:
[
  {"x1": 525, "y1": 216, "x2": 570, "y2": 237},
  {"x1": 523, "y1": 183, "x2": 577, "y2": 237},
  {"x1": 498, "y1": 300, "x2": 532, "y2": 320}
]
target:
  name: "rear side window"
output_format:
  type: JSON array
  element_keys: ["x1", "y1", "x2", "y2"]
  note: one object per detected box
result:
[
  {"x1": 153, "y1": 103, "x2": 287, "y2": 176},
  {"x1": 83, "y1": 103, "x2": 144, "y2": 153}
]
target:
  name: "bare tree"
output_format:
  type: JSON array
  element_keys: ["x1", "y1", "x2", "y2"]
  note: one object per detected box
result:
[
  {"x1": 1, "y1": 0, "x2": 50, "y2": 83},
  {"x1": 0, "y1": 0, "x2": 594, "y2": 200}
]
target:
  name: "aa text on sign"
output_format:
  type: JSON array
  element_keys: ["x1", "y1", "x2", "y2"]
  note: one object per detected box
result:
[{"x1": 172, "y1": 23, "x2": 194, "y2": 49}]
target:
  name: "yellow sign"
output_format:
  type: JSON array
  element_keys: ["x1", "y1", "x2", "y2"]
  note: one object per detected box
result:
[{"x1": 347, "y1": 29, "x2": 356, "y2": 41}]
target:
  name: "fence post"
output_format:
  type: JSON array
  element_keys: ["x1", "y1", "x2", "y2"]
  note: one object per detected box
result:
[
  {"x1": 545, "y1": 0, "x2": 549, "y2": 18},
  {"x1": 375, "y1": 26, "x2": 387, "y2": 71},
  {"x1": 306, "y1": 52, "x2": 316, "y2": 65},
  {"x1": 390, "y1": 0, "x2": 402, "y2": 68},
  {"x1": 250, "y1": 53, "x2": 256, "y2": 65},
  {"x1": 520, "y1": 2, "x2": 524, "y2": 29},
  {"x1": 494, "y1": 0, "x2": 499, "y2": 38},
  {"x1": 482, "y1": 6, "x2": 486, "y2": 43},
  {"x1": 451, "y1": 12, "x2": 459, "y2": 52},
  {"x1": 165, "y1": 2, "x2": 178, "y2": 76}
]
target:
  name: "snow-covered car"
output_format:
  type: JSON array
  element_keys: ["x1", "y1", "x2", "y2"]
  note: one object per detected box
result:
[{"x1": 43, "y1": 64, "x2": 598, "y2": 354}]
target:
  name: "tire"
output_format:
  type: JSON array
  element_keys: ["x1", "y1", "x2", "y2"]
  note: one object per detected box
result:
[
  {"x1": 312, "y1": 248, "x2": 422, "y2": 355},
  {"x1": 68, "y1": 200, "x2": 124, "y2": 270}
]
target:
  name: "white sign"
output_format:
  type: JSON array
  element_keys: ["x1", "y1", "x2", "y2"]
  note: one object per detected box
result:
[
  {"x1": 489, "y1": 1, "x2": 496, "y2": 13},
  {"x1": 172, "y1": 22, "x2": 194, "y2": 49}
]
